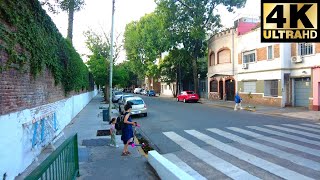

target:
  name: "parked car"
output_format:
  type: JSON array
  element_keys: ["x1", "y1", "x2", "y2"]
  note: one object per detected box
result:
[
  {"x1": 118, "y1": 94, "x2": 134, "y2": 105},
  {"x1": 134, "y1": 88, "x2": 142, "y2": 94},
  {"x1": 141, "y1": 90, "x2": 148, "y2": 95},
  {"x1": 147, "y1": 90, "x2": 156, "y2": 96},
  {"x1": 120, "y1": 97, "x2": 147, "y2": 117},
  {"x1": 177, "y1": 91, "x2": 199, "y2": 103},
  {"x1": 112, "y1": 91, "x2": 123, "y2": 103}
]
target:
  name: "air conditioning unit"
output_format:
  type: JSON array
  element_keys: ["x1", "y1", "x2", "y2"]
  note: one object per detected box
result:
[
  {"x1": 242, "y1": 63, "x2": 248, "y2": 69},
  {"x1": 291, "y1": 56, "x2": 303, "y2": 63}
]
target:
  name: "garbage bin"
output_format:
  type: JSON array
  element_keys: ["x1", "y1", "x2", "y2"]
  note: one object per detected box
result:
[{"x1": 102, "y1": 110, "x2": 109, "y2": 121}]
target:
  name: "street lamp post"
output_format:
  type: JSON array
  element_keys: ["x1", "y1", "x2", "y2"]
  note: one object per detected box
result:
[{"x1": 108, "y1": 0, "x2": 115, "y2": 121}]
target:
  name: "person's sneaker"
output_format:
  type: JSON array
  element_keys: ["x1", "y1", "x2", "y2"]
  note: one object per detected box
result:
[{"x1": 109, "y1": 144, "x2": 119, "y2": 148}]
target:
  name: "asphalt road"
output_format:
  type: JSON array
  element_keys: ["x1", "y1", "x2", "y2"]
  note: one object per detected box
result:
[{"x1": 131, "y1": 94, "x2": 320, "y2": 180}]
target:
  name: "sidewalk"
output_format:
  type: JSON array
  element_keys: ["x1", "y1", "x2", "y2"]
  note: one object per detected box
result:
[
  {"x1": 200, "y1": 98, "x2": 320, "y2": 121},
  {"x1": 18, "y1": 93, "x2": 159, "y2": 180}
]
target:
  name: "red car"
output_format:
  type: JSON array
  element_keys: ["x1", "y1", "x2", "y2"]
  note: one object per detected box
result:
[{"x1": 177, "y1": 91, "x2": 199, "y2": 103}]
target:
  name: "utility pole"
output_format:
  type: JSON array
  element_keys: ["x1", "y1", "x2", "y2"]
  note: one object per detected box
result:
[{"x1": 109, "y1": 0, "x2": 115, "y2": 121}]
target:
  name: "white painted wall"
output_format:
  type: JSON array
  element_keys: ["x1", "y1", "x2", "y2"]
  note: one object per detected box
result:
[
  {"x1": 0, "y1": 89, "x2": 98, "y2": 180},
  {"x1": 161, "y1": 83, "x2": 176, "y2": 97}
]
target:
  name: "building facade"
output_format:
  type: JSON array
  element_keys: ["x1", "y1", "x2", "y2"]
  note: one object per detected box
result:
[{"x1": 208, "y1": 22, "x2": 320, "y2": 110}]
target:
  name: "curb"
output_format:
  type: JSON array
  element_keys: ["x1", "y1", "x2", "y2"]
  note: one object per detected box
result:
[{"x1": 148, "y1": 150, "x2": 195, "y2": 180}]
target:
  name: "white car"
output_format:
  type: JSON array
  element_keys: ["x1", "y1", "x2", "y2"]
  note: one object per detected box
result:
[
  {"x1": 134, "y1": 88, "x2": 142, "y2": 94},
  {"x1": 120, "y1": 97, "x2": 147, "y2": 117},
  {"x1": 141, "y1": 90, "x2": 148, "y2": 95},
  {"x1": 112, "y1": 91, "x2": 123, "y2": 102}
]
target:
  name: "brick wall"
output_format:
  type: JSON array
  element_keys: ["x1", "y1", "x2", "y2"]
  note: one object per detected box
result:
[
  {"x1": 0, "y1": 62, "x2": 84, "y2": 115},
  {"x1": 239, "y1": 93, "x2": 282, "y2": 107}
]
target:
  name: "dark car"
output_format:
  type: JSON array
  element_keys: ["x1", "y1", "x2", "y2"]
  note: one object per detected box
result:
[{"x1": 147, "y1": 90, "x2": 156, "y2": 96}]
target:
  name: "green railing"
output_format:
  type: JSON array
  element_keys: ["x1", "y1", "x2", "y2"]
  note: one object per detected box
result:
[{"x1": 25, "y1": 134, "x2": 80, "y2": 180}]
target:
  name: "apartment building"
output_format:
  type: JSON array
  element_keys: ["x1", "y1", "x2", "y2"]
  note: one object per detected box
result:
[
  {"x1": 208, "y1": 19, "x2": 320, "y2": 110},
  {"x1": 207, "y1": 17, "x2": 259, "y2": 101}
]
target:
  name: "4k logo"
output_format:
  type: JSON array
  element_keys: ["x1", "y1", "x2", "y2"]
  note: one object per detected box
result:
[{"x1": 261, "y1": 0, "x2": 320, "y2": 42}]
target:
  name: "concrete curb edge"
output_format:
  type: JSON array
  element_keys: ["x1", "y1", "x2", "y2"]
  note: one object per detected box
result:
[{"x1": 148, "y1": 150, "x2": 195, "y2": 180}]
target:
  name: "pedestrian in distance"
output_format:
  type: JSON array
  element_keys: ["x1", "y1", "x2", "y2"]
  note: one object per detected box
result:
[
  {"x1": 234, "y1": 92, "x2": 243, "y2": 111},
  {"x1": 121, "y1": 103, "x2": 137, "y2": 156},
  {"x1": 109, "y1": 117, "x2": 119, "y2": 148}
]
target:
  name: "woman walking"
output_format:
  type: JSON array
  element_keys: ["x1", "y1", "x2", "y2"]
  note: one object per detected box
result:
[{"x1": 121, "y1": 103, "x2": 137, "y2": 156}]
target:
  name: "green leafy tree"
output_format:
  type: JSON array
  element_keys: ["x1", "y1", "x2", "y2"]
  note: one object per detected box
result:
[
  {"x1": 156, "y1": 0, "x2": 246, "y2": 93},
  {"x1": 84, "y1": 29, "x2": 122, "y2": 100},
  {"x1": 123, "y1": 12, "x2": 170, "y2": 81},
  {"x1": 40, "y1": 0, "x2": 85, "y2": 43}
]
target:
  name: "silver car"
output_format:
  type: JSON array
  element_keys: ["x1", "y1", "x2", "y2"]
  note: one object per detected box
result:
[
  {"x1": 112, "y1": 91, "x2": 123, "y2": 102},
  {"x1": 120, "y1": 97, "x2": 147, "y2": 117}
]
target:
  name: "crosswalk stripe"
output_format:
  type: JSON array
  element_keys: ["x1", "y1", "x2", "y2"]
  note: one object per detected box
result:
[
  {"x1": 207, "y1": 128, "x2": 320, "y2": 171},
  {"x1": 301, "y1": 123, "x2": 320, "y2": 129},
  {"x1": 282, "y1": 124, "x2": 320, "y2": 133},
  {"x1": 228, "y1": 127, "x2": 320, "y2": 157},
  {"x1": 247, "y1": 126, "x2": 320, "y2": 147},
  {"x1": 163, "y1": 153, "x2": 207, "y2": 180},
  {"x1": 163, "y1": 132, "x2": 260, "y2": 180},
  {"x1": 185, "y1": 130, "x2": 313, "y2": 180},
  {"x1": 265, "y1": 125, "x2": 320, "y2": 140}
]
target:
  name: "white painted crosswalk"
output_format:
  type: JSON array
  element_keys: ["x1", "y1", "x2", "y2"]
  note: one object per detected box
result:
[
  {"x1": 300, "y1": 123, "x2": 320, "y2": 129},
  {"x1": 161, "y1": 123, "x2": 320, "y2": 180},
  {"x1": 282, "y1": 124, "x2": 320, "y2": 133}
]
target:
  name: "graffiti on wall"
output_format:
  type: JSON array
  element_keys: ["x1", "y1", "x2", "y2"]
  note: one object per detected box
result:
[{"x1": 22, "y1": 100, "x2": 66, "y2": 151}]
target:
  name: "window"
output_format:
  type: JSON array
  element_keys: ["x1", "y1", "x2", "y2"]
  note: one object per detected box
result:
[
  {"x1": 264, "y1": 80, "x2": 278, "y2": 97},
  {"x1": 298, "y1": 43, "x2": 313, "y2": 56},
  {"x1": 209, "y1": 53, "x2": 215, "y2": 66},
  {"x1": 243, "y1": 81, "x2": 256, "y2": 93},
  {"x1": 267, "y1": 45, "x2": 273, "y2": 60},
  {"x1": 210, "y1": 80, "x2": 218, "y2": 92},
  {"x1": 128, "y1": 100, "x2": 144, "y2": 105},
  {"x1": 243, "y1": 51, "x2": 256, "y2": 63},
  {"x1": 186, "y1": 91, "x2": 195, "y2": 94}
]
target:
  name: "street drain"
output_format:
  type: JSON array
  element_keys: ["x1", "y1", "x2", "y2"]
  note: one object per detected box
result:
[
  {"x1": 96, "y1": 130, "x2": 122, "y2": 136},
  {"x1": 82, "y1": 139, "x2": 109, "y2": 146},
  {"x1": 97, "y1": 130, "x2": 110, "y2": 136},
  {"x1": 135, "y1": 133, "x2": 154, "y2": 154}
]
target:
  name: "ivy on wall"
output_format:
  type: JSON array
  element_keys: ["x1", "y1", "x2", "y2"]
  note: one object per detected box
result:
[{"x1": 0, "y1": 0, "x2": 91, "y2": 93}]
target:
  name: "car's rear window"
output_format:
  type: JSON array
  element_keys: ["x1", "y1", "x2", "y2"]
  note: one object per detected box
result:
[
  {"x1": 187, "y1": 92, "x2": 194, "y2": 94},
  {"x1": 128, "y1": 100, "x2": 144, "y2": 105}
]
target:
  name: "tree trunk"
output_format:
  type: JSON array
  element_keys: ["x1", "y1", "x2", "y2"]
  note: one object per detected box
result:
[
  {"x1": 67, "y1": 0, "x2": 75, "y2": 43},
  {"x1": 192, "y1": 57, "x2": 198, "y2": 94},
  {"x1": 105, "y1": 83, "x2": 110, "y2": 102}
]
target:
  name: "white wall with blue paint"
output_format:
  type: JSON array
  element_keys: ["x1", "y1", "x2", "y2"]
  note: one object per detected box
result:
[{"x1": 0, "y1": 89, "x2": 98, "y2": 180}]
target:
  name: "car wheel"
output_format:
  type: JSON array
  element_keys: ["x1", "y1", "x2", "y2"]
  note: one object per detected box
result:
[
  {"x1": 143, "y1": 113, "x2": 147, "y2": 117},
  {"x1": 183, "y1": 99, "x2": 187, "y2": 103}
]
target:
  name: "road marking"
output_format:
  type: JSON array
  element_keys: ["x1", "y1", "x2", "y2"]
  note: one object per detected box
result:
[
  {"x1": 228, "y1": 127, "x2": 320, "y2": 157},
  {"x1": 247, "y1": 126, "x2": 320, "y2": 147},
  {"x1": 185, "y1": 130, "x2": 313, "y2": 180},
  {"x1": 207, "y1": 128, "x2": 320, "y2": 171},
  {"x1": 163, "y1": 132, "x2": 260, "y2": 180},
  {"x1": 265, "y1": 125, "x2": 320, "y2": 140},
  {"x1": 301, "y1": 124, "x2": 320, "y2": 129},
  {"x1": 163, "y1": 153, "x2": 207, "y2": 180},
  {"x1": 282, "y1": 124, "x2": 320, "y2": 133}
]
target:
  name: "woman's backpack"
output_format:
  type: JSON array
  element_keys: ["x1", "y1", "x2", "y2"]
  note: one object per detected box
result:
[{"x1": 115, "y1": 114, "x2": 124, "y2": 131}]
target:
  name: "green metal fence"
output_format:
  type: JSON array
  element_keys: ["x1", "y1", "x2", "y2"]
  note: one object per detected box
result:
[{"x1": 25, "y1": 134, "x2": 80, "y2": 180}]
